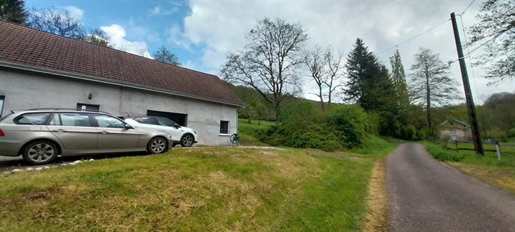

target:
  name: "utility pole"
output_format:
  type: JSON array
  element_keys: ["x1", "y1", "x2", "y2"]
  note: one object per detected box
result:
[{"x1": 450, "y1": 12, "x2": 483, "y2": 155}]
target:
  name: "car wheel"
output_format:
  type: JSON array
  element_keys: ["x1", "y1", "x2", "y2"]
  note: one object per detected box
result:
[
  {"x1": 22, "y1": 140, "x2": 59, "y2": 165},
  {"x1": 147, "y1": 137, "x2": 168, "y2": 154},
  {"x1": 181, "y1": 134, "x2": 194, "y2": 147}
]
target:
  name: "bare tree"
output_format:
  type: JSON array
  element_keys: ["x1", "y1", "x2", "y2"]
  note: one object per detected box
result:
[
  {"x1": 153, "y1": 46, "x2": 180, "y2": 65},
  {"x1": 409, "y1": 48, "x2": 463, "y2": 136},
  {"x1": 469, "y1": 0, "x2": 515, "y2": 84},
  {"x1": 84, "y1": 28, "x2": 111, "y2": 47},
  {"x1": 304, "y1": 46, "x2": 343, "y2": 110},
  {"x1": 220, "y1": 18, "x2": 308, "y2": 122},
  {"x1": 27, "y1": 7, "x2": 85, "y2": 39}
]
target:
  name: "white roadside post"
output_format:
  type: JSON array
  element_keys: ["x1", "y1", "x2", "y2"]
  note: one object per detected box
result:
[{"x1": 495, "y1": 141, "x2": 501, "y2": 161}]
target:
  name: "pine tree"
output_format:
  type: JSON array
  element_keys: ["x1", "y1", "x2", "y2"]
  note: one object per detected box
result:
[
  {"x1": 342, "y1": 38, "x2": 400, "y2": 137},
  {"x1": 343, "y1": 38, "x2": 394, "y2": 112},
  {"x1": 0, "y1": 0, "x2": 27, "y2": 24}
]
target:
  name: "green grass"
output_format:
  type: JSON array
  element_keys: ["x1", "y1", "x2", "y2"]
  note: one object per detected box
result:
[
  {"x1": 237, "y1": 118, "x2": 275, "y2": 146},
  {"x1": 445, "y1": 141, "x2": 515, "y2": 154},
  {"x1": 0, "y1": 143, "x2": 395, "y2": 231},
  {"x1": 238, "y1": 119, "x2": 275, "y2": 134},
  {"x1": 424, "y1": 141, "x2": 515, "y2": 194}
]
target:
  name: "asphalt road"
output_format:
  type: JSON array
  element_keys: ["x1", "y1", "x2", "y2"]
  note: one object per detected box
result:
[{"x1": 387, "y1": 143, "x2": 515, "y2": 232}]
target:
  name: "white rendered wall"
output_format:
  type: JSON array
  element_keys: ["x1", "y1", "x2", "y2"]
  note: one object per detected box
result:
[{"x1": 0, "y1": 68, "x2": 239, "y2": 145}]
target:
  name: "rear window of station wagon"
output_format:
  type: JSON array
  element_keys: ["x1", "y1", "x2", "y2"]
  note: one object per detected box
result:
[{"x1": 13, "y1": 113, "x2": 52, "y2": 125}]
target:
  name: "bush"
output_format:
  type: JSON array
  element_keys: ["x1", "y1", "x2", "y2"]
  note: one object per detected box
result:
[
  {"x1": 325, "y1": 105, "x2": 369, "y2": 149},
  {"x1": 424, "y1": 142, "x2": 465, "y2": 162},
  {"x1": 508, "y1": 128, "x2": 515, "y2": 138},
  {"x1": 258, "y1": 121, "x2": 342, "y2": 152},
  {"x1": 416, "y1": 127, "x2": 429, "y2": 141},
  {"x1": 400, "y1": 125, "x2": 417, "y2": 141}
]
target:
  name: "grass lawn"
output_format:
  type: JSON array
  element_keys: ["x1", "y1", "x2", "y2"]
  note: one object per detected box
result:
[
  {"x1": 424, "y1": 141, "x2": 515, "y2": 195},
  {"x1": 0, "y1": 144, "x2": 394, "y2": 231}
]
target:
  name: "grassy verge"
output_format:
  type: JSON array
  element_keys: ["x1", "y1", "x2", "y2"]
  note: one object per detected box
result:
[
  {"x1": 237, "y1": 119, "x2": 275, "y2": 146},
  {"x1": 0, "y1": 142, "x2": 395, "y2": 231},
  {"x1": 423, "y1": 141, "x2": 515, "y2": 195}
]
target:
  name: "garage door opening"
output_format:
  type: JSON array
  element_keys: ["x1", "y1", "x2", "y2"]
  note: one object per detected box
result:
[{"x1": 147, "y1": 110, "x2": 188, "y2": 126}]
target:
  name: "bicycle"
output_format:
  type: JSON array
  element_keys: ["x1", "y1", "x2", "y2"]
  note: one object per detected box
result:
[{"x1": 230, "y1": 133, "x2": 240, "y2": 145}]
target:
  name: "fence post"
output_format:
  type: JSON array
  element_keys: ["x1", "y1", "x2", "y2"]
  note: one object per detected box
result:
[
  {"x1": 455, "y1": 140, "x2": 459, "y2": 152},
  {"x1": 495, "y1": 141, "x2": 501, "y2": 161}
]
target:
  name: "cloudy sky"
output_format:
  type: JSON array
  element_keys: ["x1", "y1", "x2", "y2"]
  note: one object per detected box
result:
[{"x1": 25, "y1": 0, "x2": 513, "y2": 105}]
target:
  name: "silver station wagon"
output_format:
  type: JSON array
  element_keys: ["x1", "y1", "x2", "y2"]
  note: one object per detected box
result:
[{"x1": 0, "y1": 109, "x2": 173, "y2": 165}]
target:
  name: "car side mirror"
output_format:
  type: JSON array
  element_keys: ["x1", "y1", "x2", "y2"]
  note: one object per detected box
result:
[
  {"x1": 125, "y1": 123, "x2": 134, "y2": 129},
  {"x1": 174, "y1": 123, "x2": 181, "y2": 129}
]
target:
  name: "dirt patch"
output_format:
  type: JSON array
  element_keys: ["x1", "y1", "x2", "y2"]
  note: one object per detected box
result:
[
  {"x1": 447, "y1": 162, "x2": 515, "y2": 195},
  {"x1": 362, "y1": 158, "x2": 389, "y2": 231}
]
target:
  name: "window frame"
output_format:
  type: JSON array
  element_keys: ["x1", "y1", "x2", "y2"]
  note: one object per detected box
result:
[
  {"x1": 13, "y1": 112, "x2": 52, "y2": 125},
  {"x1": 77, "y1": 103, "x2": 100, "y2": 112},
  {"x1": 57, "y1": 112, "x2": 93, "y2": 127},
  {"x1": 93, "y1": 114, "x2": 126, "y2": 128},
  {"x1": 0, "y1": 95, "x2": 4, "y2": 118},
  {"x1": 220, "y1": 120, "x2": 229, "y2": 134}
]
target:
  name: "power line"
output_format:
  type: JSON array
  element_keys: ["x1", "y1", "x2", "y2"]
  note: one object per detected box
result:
[
  {"x1": 376, "y1": 19, "x2": 450, "y2": 55},
  {"x1": 461, "y1": 0, "x2": 476, "y2": 15},
  {"x1": 448, "y1": 35, "x2": 497, "y2": 64}
]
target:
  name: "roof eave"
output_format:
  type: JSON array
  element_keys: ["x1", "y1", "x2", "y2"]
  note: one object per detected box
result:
[{"x1": 0, "y1": 61, "x2": 245, "y2": 107}]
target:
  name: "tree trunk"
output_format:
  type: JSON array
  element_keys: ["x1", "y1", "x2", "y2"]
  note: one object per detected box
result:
[
  {"x1": 319, "y1": 88, "x2": 325, "y2": 110},
  {"x1": 426, "y1": 72, "x2": 432, "y2": 136},
  {"x1": 274, "y1": 103, "x2": 281, "y2": 123}
]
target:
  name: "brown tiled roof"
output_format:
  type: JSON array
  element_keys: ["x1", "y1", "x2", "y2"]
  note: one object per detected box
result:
[{"x1": 0, "y1": 21, "x2": 244, "y2": 106}]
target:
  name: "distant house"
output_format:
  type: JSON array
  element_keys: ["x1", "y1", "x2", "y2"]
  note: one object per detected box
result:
[
  {"x1": 0, "y1": 21, "x2": 244, "y2": 145},
  {"x1": 440, "y1": 118, "x2": 472, "y2": 141}
]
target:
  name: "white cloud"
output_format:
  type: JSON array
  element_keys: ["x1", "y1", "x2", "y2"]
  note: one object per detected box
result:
[
  {"x1": 61, "y1": 6, "x2": 83, "y2": 20},
  {"x1": 100, "y1": 24, "x2": 152, "y2": 58},
  {"x1": 150, "y1": 6, "x2": 162, "y2": 15},
  {"x1": 166, "y1": 24, "x2": 192, "y2": 50},
  {"x1": 148, "y1": 2, "x2": 181, "y2": 16},
  {"x1": 177, "y1": 0, "x2": 512, "y2": 104}
]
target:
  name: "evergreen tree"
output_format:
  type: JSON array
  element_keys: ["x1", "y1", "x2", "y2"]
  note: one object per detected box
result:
[
  {"x1": 343, "y1": 38, "x2": 396, "y2": 112},
  {"x1": 342, "y1": 38, "x2": 399, "y2": 137},
  {"x1": 0, "y1": 0, "x2": 27, "y2": 24},
  {"x1": 390, "y1": 49, "x2": 410, "y2": 120}
]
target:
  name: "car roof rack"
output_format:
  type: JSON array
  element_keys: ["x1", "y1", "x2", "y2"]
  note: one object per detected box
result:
[{"x1": 10, "y1": 108, "x2": 112, "y2": 114}]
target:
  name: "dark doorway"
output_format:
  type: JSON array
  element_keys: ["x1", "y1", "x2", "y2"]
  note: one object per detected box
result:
[{"x1": 147, "y1": 110, "x2": 188, "y2": 126}]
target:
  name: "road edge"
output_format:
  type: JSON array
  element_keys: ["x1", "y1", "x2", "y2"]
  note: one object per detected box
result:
[{"x1": 361, "y1": 157, "x2": 389, "y2": 231}]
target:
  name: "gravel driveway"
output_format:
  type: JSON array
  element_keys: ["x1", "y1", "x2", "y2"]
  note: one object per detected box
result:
[{"x1": 387, "y1": 143, "x2": 515, "y2": 232}]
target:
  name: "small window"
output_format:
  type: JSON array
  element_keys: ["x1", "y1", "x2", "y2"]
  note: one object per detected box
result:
[
  {"x1": 0, "y1": 95, "x2": 4, "y2": 118},
  {"x1": 220, "y1": 120, "x2": 229, "y2": 134},
  {"x1": 77, "y1": 103, "x2": 100, "y2": 112},
  {"x1": 14, "y1": 113, "x2": 51, "y2": 125},
  {"x1": 94, "y1": 114, "x2": 125, "y2": 128}
]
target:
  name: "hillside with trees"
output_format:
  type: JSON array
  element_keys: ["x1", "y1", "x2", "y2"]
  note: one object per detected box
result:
[{"x1": 223, "y1": 16, "x2": 515, "y2": 150}]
